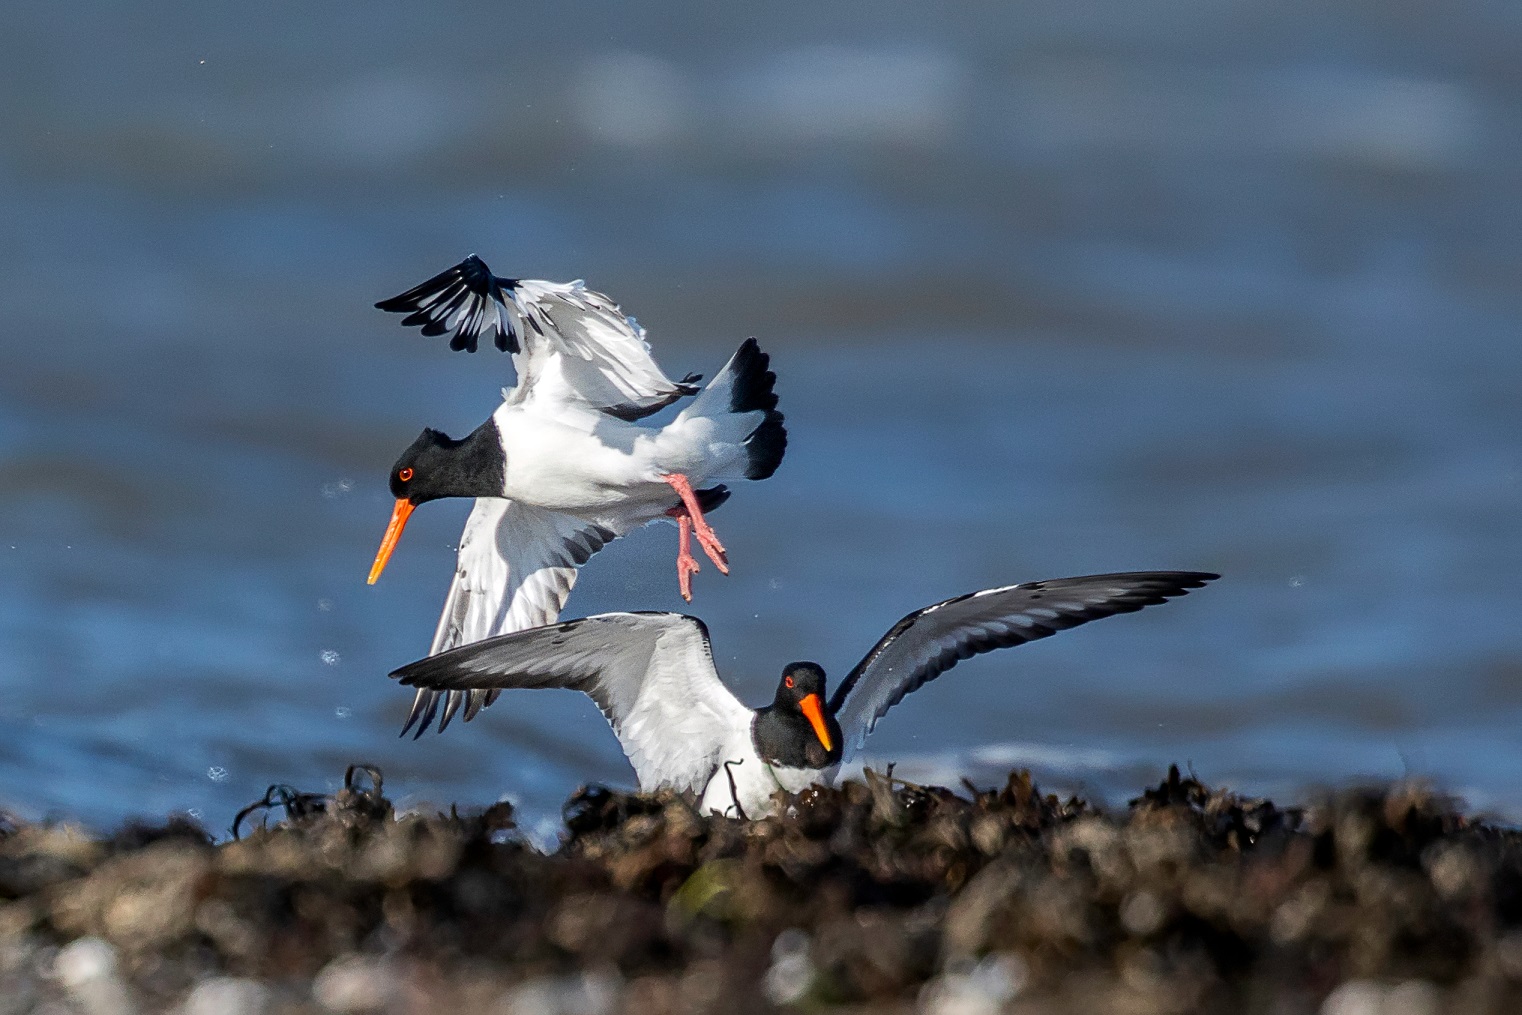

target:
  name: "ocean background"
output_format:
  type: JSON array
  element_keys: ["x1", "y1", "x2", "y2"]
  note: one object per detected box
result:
[{"x1": 1, "y1": 1, "x2": 1519, "y2": 837}]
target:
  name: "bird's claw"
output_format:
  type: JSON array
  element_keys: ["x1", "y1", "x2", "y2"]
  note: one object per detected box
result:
[
  {"x1": 676, "y1": 548, "x2": 700, "y2": 602},
  {"x1": 663, "y1": 472, "x2": 731, "y2": 588},
  {"x1": 692, "y1": 521, "x2": 729, "y2": 574},
  {"x1": 670, "y1": 509, "x2": 701, "y2": 601}
]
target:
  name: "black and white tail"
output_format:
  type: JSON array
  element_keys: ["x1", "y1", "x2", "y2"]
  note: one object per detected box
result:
[{"x1": 673, "y1": 338, "x2": 788, "y2": 481}]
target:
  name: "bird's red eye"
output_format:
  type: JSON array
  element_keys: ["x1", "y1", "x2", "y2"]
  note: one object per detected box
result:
[
  {"x1": 784, "y1": 675, "x2": 795, "y2": 689},
  {"x1": 398, "y1": 468, "x2": 414, "y2": 482}
]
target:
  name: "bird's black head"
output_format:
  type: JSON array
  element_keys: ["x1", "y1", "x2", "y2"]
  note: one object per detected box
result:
[
  {"x1": 368, "y1": 420, "x2": 504, "y2": 585},
  {"x1": 388, "y1": 421, "x2": 505, "y2": 505},
  {"x1": 774, "y1": 662, "x2": 827, "y2": 707},
  {"x1": 752, "y1": 662, "x2": 842, "y2": 769}
]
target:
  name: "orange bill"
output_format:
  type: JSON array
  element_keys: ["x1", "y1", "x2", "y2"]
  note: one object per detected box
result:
[
  {"x1": 367, "y1": 499, "x2": 416, "y2": 585},
  {"x1": 798, "y1": 693, "x2": 834, "y2": 752}
]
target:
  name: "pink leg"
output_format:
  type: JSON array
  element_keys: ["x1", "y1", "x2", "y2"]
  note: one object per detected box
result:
[
  {"x1": 665, "y1": 506, "x2": 701, "y2": 602},
  {"x1": 661, "y1": 473, "x2": 729, "y2": 574}
]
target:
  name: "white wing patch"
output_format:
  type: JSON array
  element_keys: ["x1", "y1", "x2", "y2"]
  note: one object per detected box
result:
[
  {"x1": 377, "y1": 257, "x2": 697, "y2": 419},
  {"x1": 507, "y1": 279, "x2": 696, "y2": 419},
  {"x1": 600, "y1": 622, "x2": 752, "y2": 793},
  {"x1": 392, "y1": 613, "x2": 754, "y2": 793},
  {"x1": 403, "y1": 499, "x2": 626, "y2": 735}
]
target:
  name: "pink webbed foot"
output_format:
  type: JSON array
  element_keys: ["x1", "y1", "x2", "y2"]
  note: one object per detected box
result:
[
  {"x1": 661, "y1": 473, "x2": 729, "y2": 574},
  {"x1": 665, "y1": 508, "x2": 702, "y2": 602}
]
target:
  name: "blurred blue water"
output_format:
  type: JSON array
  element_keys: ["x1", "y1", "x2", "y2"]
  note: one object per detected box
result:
[{"x1": 0, "y1": 1, "x2": 1519, "y2": 832}]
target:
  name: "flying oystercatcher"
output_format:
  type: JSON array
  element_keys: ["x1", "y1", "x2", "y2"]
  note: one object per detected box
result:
[{"x1": 370, "y1": 255, "x2": 786, "y2": 734}]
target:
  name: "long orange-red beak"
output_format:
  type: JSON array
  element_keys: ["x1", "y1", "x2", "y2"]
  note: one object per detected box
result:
[
  {"x1": 367, "y1": 499, "x2": 415, "y2": 584},
  {"x1": 798, "y1": 693, "x2": 834, "y2": 753}
]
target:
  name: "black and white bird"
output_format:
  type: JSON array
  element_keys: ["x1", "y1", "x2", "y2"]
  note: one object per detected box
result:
[
  {"x1": 390, "y1": 571, "x2": 1218, "y2": 817},
  {"x1": 369, "y1": 255, "x2": 787, "y2": 736}
]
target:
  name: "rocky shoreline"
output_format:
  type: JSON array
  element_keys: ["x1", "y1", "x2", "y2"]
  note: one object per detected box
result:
[{"x1": 2, "y1": 765, "x2": 1520, "y2": 1014}]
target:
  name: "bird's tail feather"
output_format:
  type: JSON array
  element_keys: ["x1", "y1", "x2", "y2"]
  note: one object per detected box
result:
[{"x1": 671, "y1": 338, "x2": 787, "y2": 481}]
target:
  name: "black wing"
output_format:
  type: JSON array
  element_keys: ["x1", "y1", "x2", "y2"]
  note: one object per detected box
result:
[
  {"x1": 375, "y1": 254, "x2": 519, "y2": 353},
  {"x1": 828, "y1": 571, "x2": 1218, "y2": 753}
]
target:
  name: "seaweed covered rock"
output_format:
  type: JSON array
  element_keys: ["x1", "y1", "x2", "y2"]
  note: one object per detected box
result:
[{"x1": 0, "y1": 765, "x2": 1520, "y2": 1013}]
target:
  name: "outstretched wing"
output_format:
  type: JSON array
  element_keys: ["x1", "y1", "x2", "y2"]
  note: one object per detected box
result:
[
  {"x1": 375, "y1": 255, "x2": 518, "y2": 353},
  {"x1": 828, "y1": 571, "x2": 1218, "y2": 755},
  {"x1": 508, "y1": 278, "x2": 700, "y2": 420},
  {"x1": 392, "y1": 613, "x2": 753, "y2": 793},
  {"x1": 400, "y1": 499, "x2": 624, "y2": 737},
  {"x1": 376, "y1": 255, "x2": 698, "y2": 420}
]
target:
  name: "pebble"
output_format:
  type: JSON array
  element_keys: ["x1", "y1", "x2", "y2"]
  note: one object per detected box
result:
[
  {"x1": 180, "y1": 977, "x2": 270, "y2": 1015},
  {"x1": 762, "y1": 929, "x2": 814, "y2": 1006},
  {"x1": 919, "y1": 953, "x2": 1027, "y2": 1015},
  {"x1": 1321, "y1": 979, "x2": 1442, "y2": 1015},
  {"x1": 500, "y1": 970, "x2": 622, "y2": 1015},
  {"x1": 54, "y1": 937, "x2": 136, "y2": 1015},
  {"x1": 312, "y1": 956, "x2": 398, "y2": 1013}
]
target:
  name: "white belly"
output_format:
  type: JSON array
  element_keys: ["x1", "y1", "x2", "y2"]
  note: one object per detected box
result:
[
  {"x1": 497, "y1": 409, "x2": 661, "y2": 512},
  {"x1": 696, "y1": 742, "x2": 835, "y2": 818}
]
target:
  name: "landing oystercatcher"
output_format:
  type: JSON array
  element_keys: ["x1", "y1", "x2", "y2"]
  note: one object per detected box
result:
[
  {"x1": 389, "y1": 571, "x2": 1218, "y2": 816},
  {"x1": 370, "y1": 255, "x2": 786, "y2": 734}
]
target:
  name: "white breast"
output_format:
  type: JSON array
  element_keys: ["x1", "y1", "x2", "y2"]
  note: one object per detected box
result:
[
  {"x1": 696, "y1": 726, "x2": 836, "y2": 818},
  {"x1": 495, "y1": 405, "x2": 661, "y2": 512}
]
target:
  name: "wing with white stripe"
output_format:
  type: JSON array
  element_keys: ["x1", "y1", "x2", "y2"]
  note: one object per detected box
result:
[
  {"x1": 400, "y1": 499, "x2": 626, "y2": 737},
  {"x1": 375, "y1": 255, "x2": 518, "y2": 353},
  {"x1": 392, "y1": 613, "x2": 753, "y2": 793},
  {"x1": 828, "y1": 572, "x2": 1218, "y2": 755},
  {"x1": 376, "y1": 255, "x2": 698, "y2": 419},
  {"x1": 508, "y1": 278, "x2": 700, "y2": 420}
]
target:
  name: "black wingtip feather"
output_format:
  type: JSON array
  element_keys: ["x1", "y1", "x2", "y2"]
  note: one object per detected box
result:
[
  {"x1": 724, "y1": 338, "x2": 787, "y2": 480},
  {"x1": 744, "y1": 412, "x2": 786, "y2": 481},
  {"x1": 405, "y1": 690, "x2": 441, "y2": 740},
  {"x1": 375, "y1": 254, "x2": 519, "y2": 355},
  {"x1": 726, "y1": 338, "x2": 779, "y2": 415}
]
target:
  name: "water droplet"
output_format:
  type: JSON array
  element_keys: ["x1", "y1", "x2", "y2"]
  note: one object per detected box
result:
[
  {"x1": 320, "y1": 650, "x2": 341, "y2": 666},
  {"x1": 334, "y1": 706, "x2": 353, "y2": 720},
  {"x1": 207, "y1": 767, "x2": 228, "y2": 783},
  {"x1": 1288, "y1": 575, "x2": 1306, "y2": 588},
  {"x1": 187, "y1": 808, "x2": 204, "y2": 820},
  {"x1": 317, "y1": 598, "x2": 334, "y2": 612}
]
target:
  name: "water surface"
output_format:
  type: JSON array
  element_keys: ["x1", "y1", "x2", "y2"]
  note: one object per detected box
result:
[{"x1": 1, "y1": 0, "x2": 1519, "y2": 833}]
